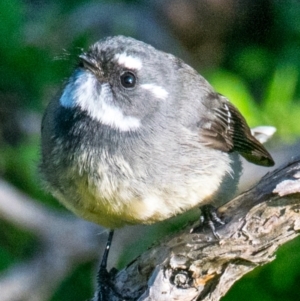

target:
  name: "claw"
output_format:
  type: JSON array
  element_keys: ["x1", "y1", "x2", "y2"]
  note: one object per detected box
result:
[{"x1": 191, "y1": 205, "x2": 225, "y2": 239}]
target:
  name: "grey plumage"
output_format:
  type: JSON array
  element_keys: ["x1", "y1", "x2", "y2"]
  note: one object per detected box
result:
[{"x1": 40, "y1": 35, "x2": 274, "y2": 229}]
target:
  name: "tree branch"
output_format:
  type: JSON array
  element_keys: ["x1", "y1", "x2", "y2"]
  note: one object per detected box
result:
[{"x1": 94, "y1": 157, "x2": 300, "y2": 301}]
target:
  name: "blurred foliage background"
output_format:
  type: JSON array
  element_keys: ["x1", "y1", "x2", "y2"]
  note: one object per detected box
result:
[{"x1": 1, "y1": 0, "x2": 300, "y2": 300}]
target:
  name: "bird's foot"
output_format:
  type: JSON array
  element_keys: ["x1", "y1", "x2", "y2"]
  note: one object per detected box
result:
[
  {"x1": 97, "y1": 266, "x2": 120, "y2": 301},
  {"x1": 96, "y1": 266, "x2": 112, "y2": 301},
  {"x1": 96, "y1": 230, "x2": 115, "y2": 301},
  {"x1": 190, "y1": 204, "x2": 225, "y2": 239}
]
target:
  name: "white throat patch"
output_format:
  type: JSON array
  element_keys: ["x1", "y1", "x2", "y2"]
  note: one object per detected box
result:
[{"x1": 59, "y1": 70, "x2": 140, "y2": 132}]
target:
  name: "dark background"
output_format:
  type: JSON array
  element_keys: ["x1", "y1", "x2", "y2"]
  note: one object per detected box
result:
[{"x1": 1, "y1": 0, "x2": 300, "y2": 300}]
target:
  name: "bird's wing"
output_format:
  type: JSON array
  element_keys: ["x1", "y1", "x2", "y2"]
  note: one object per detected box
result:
[{"x1": 197, "y1": 93, "x2": 274, "y2": 166}]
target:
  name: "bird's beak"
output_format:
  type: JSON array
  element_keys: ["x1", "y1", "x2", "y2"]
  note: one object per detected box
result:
[{"x1": 79, "y1": 53, "x2": 99, "y2": 74}]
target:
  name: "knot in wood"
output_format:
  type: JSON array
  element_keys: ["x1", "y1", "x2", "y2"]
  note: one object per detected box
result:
[{"x1": 170, "y1": 269, "x2": 193, "y2": 289}]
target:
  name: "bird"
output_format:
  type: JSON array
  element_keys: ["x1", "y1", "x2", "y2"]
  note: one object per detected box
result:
[{"x1": 40, "y1": 35, "x2": 274, "y2": 299}]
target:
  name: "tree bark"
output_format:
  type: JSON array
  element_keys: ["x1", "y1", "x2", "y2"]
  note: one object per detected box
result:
[{"x1": 93, "y1": 157, "x2": 300, "y2": 301}]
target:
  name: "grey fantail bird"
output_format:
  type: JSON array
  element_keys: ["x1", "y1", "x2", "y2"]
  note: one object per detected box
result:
[{"x1": 40, "y1": 35, "x2": 274, "y2": 299}]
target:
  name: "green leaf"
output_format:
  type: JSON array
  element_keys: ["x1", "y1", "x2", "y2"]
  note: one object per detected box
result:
[{"x1": 263, "y1": 64, "x2": 298, "y2": 111}]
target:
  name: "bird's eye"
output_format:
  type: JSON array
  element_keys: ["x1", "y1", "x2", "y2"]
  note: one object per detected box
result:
[{"x1": 120, "y1": 71, "x2": 136, "y2": 88}]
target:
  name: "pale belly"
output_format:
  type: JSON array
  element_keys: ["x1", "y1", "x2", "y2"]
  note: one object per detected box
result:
[
  {"x1": 50, "y1": 145, "x2": 238, "y2": 229},
  {"x1": 54, "y1": 168, "x2": 229, "y2": 229}
]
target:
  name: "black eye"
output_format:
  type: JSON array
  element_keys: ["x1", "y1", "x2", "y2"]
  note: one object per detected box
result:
[{"x1": 120, "y1": 71, "x2": 136, "y2": 88}]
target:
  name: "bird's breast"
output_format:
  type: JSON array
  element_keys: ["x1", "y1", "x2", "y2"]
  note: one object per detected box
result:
[{"x1": 54, "y1": 148, "x2": 236, "y2": 228}]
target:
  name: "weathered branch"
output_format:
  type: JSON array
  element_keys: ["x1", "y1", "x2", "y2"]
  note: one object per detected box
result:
[{"x1": 94, "y1": 157, "x2": 300, "y2": 301}]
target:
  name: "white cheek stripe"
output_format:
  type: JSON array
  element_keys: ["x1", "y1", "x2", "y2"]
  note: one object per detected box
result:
[
  {"x1": 98, "y1": 88, "x2": 141, "y2": 132},
  {"x1": 141, "y1": 84, "x2": 169, "y2": 100},
  {"x1": 59, "y1": 70, "x2": 140, "y2": 132},
  {"x1": 115, "y1": 53, "x2": 143, "y2": 70}
]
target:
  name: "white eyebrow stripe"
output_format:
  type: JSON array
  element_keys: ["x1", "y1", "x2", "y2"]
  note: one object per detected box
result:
[
  {"x1": 115, "y1": 53, "x2": 143, "y2": 70},
  {"x1": 141, "y1": 84, "x2": 169, "y2": 100}
]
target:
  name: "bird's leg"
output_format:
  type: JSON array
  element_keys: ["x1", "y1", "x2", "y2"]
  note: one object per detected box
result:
[
  {"x1": 96, "y1": 230, "x2": 114, "y2": 301},
  {"x1": 191, "y1": 205, "x2": 225, "y2": 238}
]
